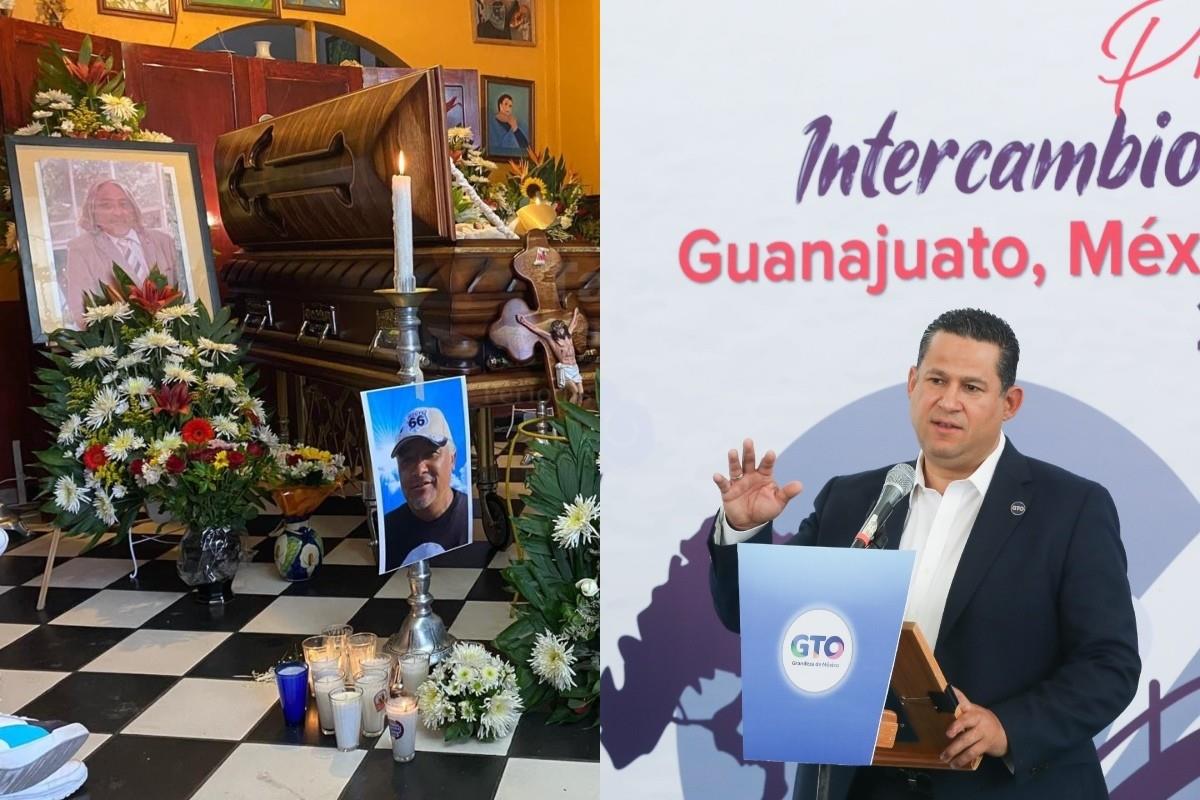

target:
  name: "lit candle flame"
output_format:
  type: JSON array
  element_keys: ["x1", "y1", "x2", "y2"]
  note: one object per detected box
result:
[{"x1": 397, "y1": 151, "x2": 406, "y2": 175}]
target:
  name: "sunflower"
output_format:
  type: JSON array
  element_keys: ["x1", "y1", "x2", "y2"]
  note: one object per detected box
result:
[{"x1": 520, "y1": 176, "x2": 547, "y2": 200}]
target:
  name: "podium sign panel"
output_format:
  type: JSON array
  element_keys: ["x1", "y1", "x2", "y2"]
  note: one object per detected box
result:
[{"x1": 737, "y1": 544, "x2": 914, "y2": 765}]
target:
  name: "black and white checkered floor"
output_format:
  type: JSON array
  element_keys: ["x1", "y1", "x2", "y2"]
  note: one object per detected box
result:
[{"x1": 0, "y1": 498, "x2": 599, "y2": 799}]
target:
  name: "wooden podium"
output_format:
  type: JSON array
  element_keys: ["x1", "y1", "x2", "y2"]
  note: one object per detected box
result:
[{"x1": 871, "y1": 621, "x2": 982, "y2": 771}]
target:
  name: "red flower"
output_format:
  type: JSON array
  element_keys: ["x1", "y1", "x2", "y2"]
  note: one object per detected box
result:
[
  {"x1": 63, "y1": 55, "x2": 111, "y2": 87},
  {"x1": 286, "y1": 453, "x2": 301, "y2": 466},
  {"x1": 247, "y1": 442, "x2": 265, "y2": 458},
  {"x1": 182, "y1": 418, "x2": 215, "y2": 446},
  {"x1": 153, "y1": 382, "x2": 191, "y2": 416},
  {"x1": 130, "y1": 458, "x2": 145, "y2": 477},
  {"x1": 82, "y1": 444, "x2": 107, "y2": 471},
  {"x1": 227, "y1": 451, "x2": 246, "y2": 468},
  {"x1": 193, "y1": 448, "x2": 217, "y2": 464},
  {"x1": 127, "y1": 279, "x2": 183, "y2": 315},
  {"x1": 165, "y1": 454, "x2": 187, "y2": 474}
]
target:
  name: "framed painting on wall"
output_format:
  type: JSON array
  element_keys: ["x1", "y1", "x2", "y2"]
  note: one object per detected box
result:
[
  {"x1": 181, "y1": 0, "x2": 279, "y2": 18},
  {"x1": 97, "y1": 0, "x2": 176, "y2": 22},
  {"x1": 480, "y1": 75, "x2": 533, "y2": 160},
  {"x1": 471, "y1": 0, "x2": 535, "y2": 46},
  {"x1": 282, "y1": 0, "x2": 344, "y2": 13},
  {"x1": 4, "y1": 135, "x2": 220, "y2": 343}
]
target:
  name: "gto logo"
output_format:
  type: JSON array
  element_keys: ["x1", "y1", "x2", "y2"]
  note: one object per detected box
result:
[
  {"x1": 780, "y1": 609, "x2": 854, "y2": 694},
  {"x1": 789, "y1": 634, "x2": 846, "y2": 660}
]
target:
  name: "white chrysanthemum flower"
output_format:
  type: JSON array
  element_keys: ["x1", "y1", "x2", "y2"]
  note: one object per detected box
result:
[
  {"x1": 529, "y1": 631, "x2": 577, "y2": 691},
  {"x1": 447, "y1": 126, "x2": 474, "y2": 141},
  {"x1": 204, "y1": 372, "x2": 237, "y2": 392},
  {"x1": 479, "y1": 689, "x2": 522, "y2": 740},
  {"x1": 56, "y1": 414, "x2": 84, "y2": 445},
  {"x1": 211, "y1": 414, "x2": 240, "y2": 439},
  {"x1": 479, "y1": 664, "x2": 500, "y2": 689},
  {"x1": 468, "y1": 679, "x2": 486, "y2": 696},
  {"x1": 115, "y1": 352, "x2": 147, "y2": 370},
  {"x1": 150, "y1": 431, "x2": 183, "y2": 456},
  {"x1": 154, "y1": 303, "x2": 198, "y2": 323},
  {"x1": 131, "y1": 328, "x2": 179, "y2": 352},
  {"x1": 99, "y1": 94, "x2": 138, "y2": 123},
  {"x1": 121, "y1": 377, "x2": 154, "y2": 398},
  {"x1": 453, "y1": 665, "x2": 474, "y2": 684},
  {"x1": 103, "y1": 428, "x2": 145, "y2": 462},
  {"x1": 197, "y1": 336, "x2": 238, "y2": 359},
  {"x1": 141, "y1": 463, "x2": 163, "y2": 486},
  {"x1": 254, "y1": 425, "x2": 280, "y2": 447},
  {"x1": 81, "y1": 302, "x2": 133, "y2": 325},
  {"x1": 70, "y1": 345, "x2": 117, "y2": 369},
  {"x1": 51, "y1": 103, "x2": 74, "y2": 112},
  {"x1": 35, "y1": 89, "x2": 72, "y2": 106},
  {"x1": 416, "y1": 680, "x2": 441, "y2": 709},
  {"x1": 132, "y1": 129, "x2": 173, "y2": 143},
  {"x1": 53, "y1": 475, "x2": 87, "y2": 514},
  {"x1": 458, "y1": 700, "x2": 477, "y2": 723},
  {"x1": 162, "y1": 363, "x2": 199, "y2": 385},
  {"x1": 93, "y1": 489, "x2": 118, "y2": 526},
  {"x1": 14, "y1": 122, "x2": 44, "y2": 136},
  {"x1": 237, "y1": 395, "x2": 266, "y2": 423},
  {"x1": 31, "y1": 110, "x2": 53, "y2": 119},
  {"x1": 85, "y1": 387, "x2": 129, "y2": 429},
  {"x1": 111, "y1": 483, "x2": 127, "y2": 499},
  {"x1": 551, "y1": 494, "x2": 600, "y2": 549},
  {"x1": 455, "y1": 642, "x2": 490, "y2": 669},
  {"x1": 576, "y1": 577, "x2": 599, "y2": 597}
]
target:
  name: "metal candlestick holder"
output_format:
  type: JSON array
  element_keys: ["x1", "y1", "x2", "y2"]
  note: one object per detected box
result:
[{"x1": 373, "y1": 287, "x2": 456, "y2": 664}]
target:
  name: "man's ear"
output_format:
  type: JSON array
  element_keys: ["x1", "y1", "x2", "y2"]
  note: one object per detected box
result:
[{"x1": 1002, "y1": 384, "x2": 1024, "y2": 421}]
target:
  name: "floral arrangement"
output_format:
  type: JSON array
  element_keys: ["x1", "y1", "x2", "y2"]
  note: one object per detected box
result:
[
  {"x1": 416, "y1": 642, "x2": 523, "y2": 742},
  {"x1": 489, "y1": 148, "x2": 593, "y2": 242},
  {"x1": 15, "y1": 37, "x2": 170, "y2": 142},
  {"x1": 495, "y1": 401, "x2": 599, "y2": 726},
  {"x1": 447, "y1": 126, "x2": 499, "y2": 229},
  {"x1": 270, "y1": 444, "x2": 347, "y2": 487},
  {"x1": 34, "y1": 268, "x2": 275, "y2": 543}
]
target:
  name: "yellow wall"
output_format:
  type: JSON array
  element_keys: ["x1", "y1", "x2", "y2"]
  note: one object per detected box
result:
[
  {"x1": 9, "y1": 0, "x2": 599, "y2": 190},
  {"x1": 3, "y1": 0, "x2": 597, "y2": 301}
]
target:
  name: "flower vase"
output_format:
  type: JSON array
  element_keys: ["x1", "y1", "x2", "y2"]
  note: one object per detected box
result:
[
  {"x1": 271, "y1": 484, "x2": 337, "y2": 581},
  {"x1": 177, "y1": 526, "x2": 241, "y2": 604}
]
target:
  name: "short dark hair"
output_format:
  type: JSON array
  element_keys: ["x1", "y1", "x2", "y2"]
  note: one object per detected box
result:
[
  {"x1": 549, "y1": 319, "x2": 569, "y2": 339},
  {"x1": 917, "y1": 308, "x2": 1019, "y2": 391},
  {"x1": 497, "y1": 93, "x2": 513, "y2": 110}
]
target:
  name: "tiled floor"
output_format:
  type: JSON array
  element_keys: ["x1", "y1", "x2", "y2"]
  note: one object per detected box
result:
[{"x1": 0, "y1": 501, "x2": 598, "y2": 799}]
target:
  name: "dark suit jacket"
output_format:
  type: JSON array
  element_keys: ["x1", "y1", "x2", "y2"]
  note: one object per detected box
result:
[{"x1": 709, "y1": 440, "x2": 1140, "y2": 800}]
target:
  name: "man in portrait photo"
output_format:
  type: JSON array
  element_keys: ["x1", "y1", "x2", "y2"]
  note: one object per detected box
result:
[
  {"x1": 62, "y1": 178, "x2": 180, "y2": 326},
  {"x1": 382, "y1": 406, "x2": 471, "y2": 572}
]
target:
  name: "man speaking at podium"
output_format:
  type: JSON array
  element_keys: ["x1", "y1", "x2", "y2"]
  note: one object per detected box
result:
[{"x1": 708, "y1": 309, "x2": 1139, "y2": 799}]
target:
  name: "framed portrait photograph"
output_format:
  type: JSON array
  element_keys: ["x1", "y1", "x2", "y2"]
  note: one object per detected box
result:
[
  {"x1": 481, "y1": 75, "x2": 534, "y2": 160},
  {"x1": 181, "y1": 0, "x2": 278, "y2": 17},
  {"x1": 283, "y1": 0, "x2": 344, "y2": 13},
  {"x1": 4, "y1": 135, "x2": 219, "y2": 343},
  {"x1": 361, "y1": 377, "x2": 473, "y2": 575},
  {"x1": 97, "y1": 0, "x2": 176, "y2": 22},
  {"x1": 471, "y1": 0, "x2": 535, "y2": 45}
]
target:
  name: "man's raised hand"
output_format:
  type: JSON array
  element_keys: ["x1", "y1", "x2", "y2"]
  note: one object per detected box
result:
[{"x1": 712, "y1": 438, "x2": 803, "y2": 531}]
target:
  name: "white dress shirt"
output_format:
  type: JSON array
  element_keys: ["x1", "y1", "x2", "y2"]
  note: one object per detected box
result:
[{"x1": 717, "y1": 433, "x2": 1007, "y2": 649}]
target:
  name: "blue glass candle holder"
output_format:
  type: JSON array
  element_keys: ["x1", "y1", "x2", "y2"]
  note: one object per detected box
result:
[{"x1": 275, "y1": 661, "x2": 309, "y2": 726}]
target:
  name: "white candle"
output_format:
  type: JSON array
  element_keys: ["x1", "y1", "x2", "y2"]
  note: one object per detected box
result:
[
  {"x1": 386, "y1": 695, "x2": 418, "y2": 763},
  {"x1": 392, "y1": 151, "x2": 415, "y2": 293},
  {"x1": 314, "y1": 673, "x2": 344, "y2": 735}
]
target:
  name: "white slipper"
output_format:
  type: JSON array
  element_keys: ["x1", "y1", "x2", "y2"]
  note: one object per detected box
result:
[
  {"x1": 1, "y1": 761, "x2": 87, "y2": 800},
  {"x1": 0, "y1": 718, "x2": 89, "y2": 795}
]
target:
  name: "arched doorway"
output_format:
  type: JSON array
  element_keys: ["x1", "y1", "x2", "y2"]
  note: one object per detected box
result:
[{"x1": 193, "y1": 20, "x2": 405, "y2": 67}]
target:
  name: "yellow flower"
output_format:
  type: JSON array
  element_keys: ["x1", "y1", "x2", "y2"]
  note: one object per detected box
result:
[
  {"x1": 213, "y1": 451, "x2": 229, "y2": 471},
  {"x1": 297, "y1": 446, "x2": 332, "y2": 463},
  {"x1": 520, "y1": 177, "x2": 547, "y2": 200}
]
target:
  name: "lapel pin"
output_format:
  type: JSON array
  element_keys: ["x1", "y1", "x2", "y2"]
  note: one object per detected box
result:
[{"x1": 1010, "y1": 501, "x2": 1026, "y2": 516}]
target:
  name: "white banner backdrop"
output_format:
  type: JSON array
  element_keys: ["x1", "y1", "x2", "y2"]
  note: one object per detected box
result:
[{"x1": 601, "y1": 2, "x2": 1200, "y2": 798}]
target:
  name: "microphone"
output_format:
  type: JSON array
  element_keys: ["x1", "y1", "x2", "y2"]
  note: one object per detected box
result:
[{"x1": 851, "y1": 463, "x2": 916, "y2": 549}]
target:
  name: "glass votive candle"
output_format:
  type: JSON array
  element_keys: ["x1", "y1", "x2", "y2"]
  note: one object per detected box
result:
[
  {"x1": 313, "y1": 672, "x2": 345, "y2": 735},
  {"x1": 321, "y1": 624, "x2": 353, "y2": 674},
  {"x1": 346, "y1": 632, "x2": 378, "y2": 679},
  {"x1": 360, "y1": 654, "x2": 394, "y2": 687},
  {"x1": 354, "y1": 669, "x2": 389, "y2": 738},
  {"x1": 274, "y1": 661, "x2": 309, "y2": 727},
  {"x1": 330, "y1": 687, "x2": 363, "y2": 751},
  {"x1": 386, "y1": 695, "x2": 418, "y2": 763},
  {"x1": 399, "y1": 651, "x2": 430, "y2": 697}
]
